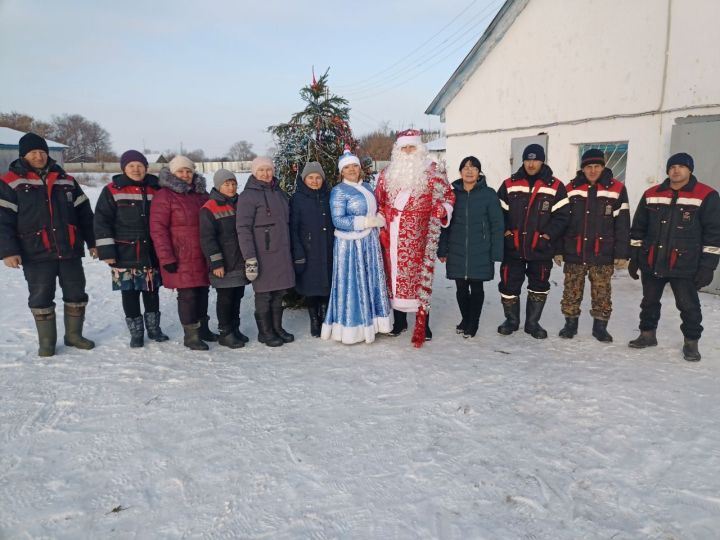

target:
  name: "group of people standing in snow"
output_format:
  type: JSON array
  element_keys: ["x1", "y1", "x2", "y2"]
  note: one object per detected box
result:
[{"x1": 1, "y1": 131, "x2": 719, "y2": 362}]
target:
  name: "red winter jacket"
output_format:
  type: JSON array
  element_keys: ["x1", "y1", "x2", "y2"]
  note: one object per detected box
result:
[{"x1": 149, "y1": 169, "x2": 210, "y2": 289}]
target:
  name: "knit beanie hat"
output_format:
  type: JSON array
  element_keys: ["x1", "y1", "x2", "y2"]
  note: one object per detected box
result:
[
  {"x1": 522, "y1": 143, "x2": 545, "y2": 162},
  {"x1": 213, "y1": 168, "x2": 236, "y2": 189},
  {"x1": 301, "y1": 161, "x2": 325, "y2": 181},
  {"x1": 459, "y1": 156, "x2": 482, "y2": 172},
  {"x1": 120, "y1": 149, "x2": 149, "y2": 171},
  {"x1": 581, "y1": 148, "x2": 605, "y2": 168},
  {"x1": 666, "y1": 152, "x2": 694, "y2": 173},
  {"x1": 19, "y1": 132, "x2": 49, "y2": 157},
  {"x1": 169, "y1": 155, "x2": 195, "y2": 174},
  {"x1": 251, "y1": 156, "x2": 274, "y2": 176}
]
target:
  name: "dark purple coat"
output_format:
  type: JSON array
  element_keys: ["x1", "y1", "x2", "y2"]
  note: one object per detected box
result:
[{"x1": 150, "y1": 168, "x2": 210, "y2": 289}]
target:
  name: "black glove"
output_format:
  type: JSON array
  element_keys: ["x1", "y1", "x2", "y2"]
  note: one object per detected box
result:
[
  {"x1": 628, "y1": 259, "x2": 639, "y2": 280},
  {"x1": 293, "y1": 258, "x2": 306, "y2": 275},
  {"x1": 694, "y1": 266, "x2": 715, "y2": 290},
  {"x1": 163, "y1": 262, "x2": 178, "y2": 273}
]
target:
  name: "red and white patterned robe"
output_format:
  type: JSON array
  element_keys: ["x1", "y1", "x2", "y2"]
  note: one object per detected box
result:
[{"x1": 375, "y1": 161, "x2": 455, "y2": 312}]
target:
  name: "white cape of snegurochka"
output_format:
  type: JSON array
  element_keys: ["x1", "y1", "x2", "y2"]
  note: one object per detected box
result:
[{"x1": 1, "y1": 178, "x2": 719, "y2": 539}]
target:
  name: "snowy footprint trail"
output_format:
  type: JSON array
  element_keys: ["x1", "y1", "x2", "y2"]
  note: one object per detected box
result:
[{"x1": 1, "y1": 186, "x2": 720, "y2": 539}]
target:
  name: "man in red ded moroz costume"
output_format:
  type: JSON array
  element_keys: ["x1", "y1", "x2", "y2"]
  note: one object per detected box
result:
[{"x1": 375, "y1": 129, "x2": 455, "y2": 347}]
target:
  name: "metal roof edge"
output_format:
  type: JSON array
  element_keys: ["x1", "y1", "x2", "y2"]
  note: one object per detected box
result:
[{"x1": 425, "y1": 0, "x2": 530, "y2": 117}]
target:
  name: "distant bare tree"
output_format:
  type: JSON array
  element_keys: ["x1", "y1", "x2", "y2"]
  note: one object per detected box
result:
[
  {"x1": 52, "y1": 114, "x2": 114, "y2": 162},
  {"x1": 185, "y1": 148, "x2": 206, "y2": 162},
  {"x1": 227, "y1": 140, "x2": 257, "y2": 161},
  {"x1": 0, "y1": 111, "x2": 55, "y2": 139}
]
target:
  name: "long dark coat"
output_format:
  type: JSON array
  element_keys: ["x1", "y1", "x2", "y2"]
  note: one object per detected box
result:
[
  {"x1": 149, "y1": 168, "x2": 210, "y2": 289},
  {"x1": 289, "y1": 176, "x2": 334, "y2": 297},
  {"x1": 235, "y1": 176, "x2": 295, "y2": 293},
  {"x1": 438, "y1": 177, "x2": 504, "y2": 280}
]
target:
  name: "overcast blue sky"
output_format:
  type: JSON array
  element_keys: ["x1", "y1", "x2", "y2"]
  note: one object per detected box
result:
[{"x1": 0, "y1": 0, "x2": 502, "y2": 157}]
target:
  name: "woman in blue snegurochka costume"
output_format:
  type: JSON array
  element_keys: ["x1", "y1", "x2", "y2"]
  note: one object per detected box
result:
[{"x1": 321, "y1": 148, "x2": 392, "y2": 344}]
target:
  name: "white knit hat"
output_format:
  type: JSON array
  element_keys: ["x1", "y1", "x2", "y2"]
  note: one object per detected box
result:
[
  {"x1": 337, "y1": 148, "x2": 360, "y2": 172},
  {"x1": 169, "y1": 155, "x2": 195, "y2": 174}
]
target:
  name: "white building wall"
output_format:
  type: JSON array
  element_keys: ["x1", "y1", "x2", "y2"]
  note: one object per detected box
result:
[{"x1": 441, "y1": 0, "x2": 720, "y2": 207}]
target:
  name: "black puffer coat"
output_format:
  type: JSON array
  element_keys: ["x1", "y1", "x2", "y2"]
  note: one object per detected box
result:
[{"x1": 289, "y1": 175, "x2": 334, "y2": 297}]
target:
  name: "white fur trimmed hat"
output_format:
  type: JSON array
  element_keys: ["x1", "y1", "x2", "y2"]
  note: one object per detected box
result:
[
  {"x1": 337, "y1": 147, "x2": 360, "y2": 172},
  {"x1": 395, "y1": 129, "x2": 423, "y2": 148}
]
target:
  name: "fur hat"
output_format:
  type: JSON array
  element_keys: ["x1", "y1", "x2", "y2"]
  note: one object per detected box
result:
[
  {"x1": 666, "y1": 152, "x2": 694, "y2": 173},
  {"x1": 522, "y1": 143, "x2": 545, "y2": 162},
  {"x1": 301, "y1": 161, "x2": 325, "y2": 181},
  {"x1": 169, "y1": 155, "x2": 195, "y2": 174},
  {"x1": 213, "y1": 168, "x2": 236, "y2": 189},
  {"x1": 19, "y1": 132, "x2": 49, "y2": 157},
  {"x1": 251, "y1": 156, "x2": 274, "y2": 176},
  {"x1": 120, "y1": 150, "x2": 148, "y2": 171}
]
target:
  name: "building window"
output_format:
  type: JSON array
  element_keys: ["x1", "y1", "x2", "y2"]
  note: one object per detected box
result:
[{"x1": 578, "y1": 142, "x2": 628, "y2": 182}]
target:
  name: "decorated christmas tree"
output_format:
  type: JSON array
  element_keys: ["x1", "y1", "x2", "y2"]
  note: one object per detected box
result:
[{"x1": 269, "y1": 68, "x2": 358, "y2": 193}]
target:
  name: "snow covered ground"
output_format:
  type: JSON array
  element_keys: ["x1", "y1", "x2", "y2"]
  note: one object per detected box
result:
[{"x1": 1, "y1": 184, "x2": 720, "y2": 539}]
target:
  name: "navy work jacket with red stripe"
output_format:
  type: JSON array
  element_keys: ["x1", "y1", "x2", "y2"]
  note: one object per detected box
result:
[
  {"x1": 497, "y1": 164, "x2": 570, "y2": 261},
  {"x1": 630, "y1": 175, "x2": 720, "y2": 278},
  {"x1": 0, "y1": 158, "x2": 95, "y2": 263},
  {"x1": 199, "y1": 188, "x2": 247, "y2": 279},
  {"x1": 93, "y1": 173, "x2": 161, "y2": 269},
  {"x1": 561, "y1": 168, "x2": 630, "y2": 265}
]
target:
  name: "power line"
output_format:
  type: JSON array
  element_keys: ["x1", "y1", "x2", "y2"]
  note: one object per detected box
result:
[
  {"x1": 344, "y1": 0, "x2": 502, "y2": 98},
  {"x1": 335, "y1": 0, "x2": 485, "y2": 89}
]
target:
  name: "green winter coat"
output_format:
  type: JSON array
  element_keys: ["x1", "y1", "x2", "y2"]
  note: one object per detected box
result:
[{"x1": 438, "y1": 176, "x2": 504, "y2": 281}]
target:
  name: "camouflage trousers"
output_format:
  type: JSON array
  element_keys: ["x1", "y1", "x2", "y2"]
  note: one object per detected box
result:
[{"x1": 560, "y1": 263, "x2": 614, "y2": 320}]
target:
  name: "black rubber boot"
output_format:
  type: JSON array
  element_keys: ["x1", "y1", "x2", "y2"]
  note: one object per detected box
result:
[
  {"x1": 592, "y1": 319, "x2": 613, "y2": 343},
  {"x1": 271, "y1": 306, "x2": 294, "y2": 343},
  {"x1": 318, "y1": 301, "x2": 328, "y2": 325},
  {"x1": 464, "y1": 303, "x2": 481, "y2": 338},
  {"x1": 63, "y1": 304, "x2": 95, "y2": 349},
  {"x1": 144, "y1": 312, "x2": 169, "y2": 342},
  {"x1": 389, "y1": 310, "x2": 408, "y2": 337},
  {"x1": 425, "y1": 313, "x2": 432, "y2": 342},
  {"x1": 232, "y1": 318, "x2": 249, "y2": 344},
  {"x1": 125, "y1": 316, "x2": 145, "y2": 348},
  {"x1": 183, "y1": 322, "x2": 209, "y2": 351},
  {"x1": 33, "y1": 308, "x2": 57, "y2": 357},
  {"x1": 628, "y1": 329, "x2": 658, "y2": 349},
  {"x1": 218, "y1": 325, "x2": 244, "y2": 349},
  {"x1": 497, "y1": 297, "x2": 520, "y2": 335},
  {"x1": 255, "y1": 313, "x2": 283, "y2": 347},
  {"x1": 682, "y1": 338, "x2": 701, "y2": 362},
  {"x1": 308, "y1": 303, "x2": 321, "y2": 338},
  {"x1": 199, "y1": 315, "x2": 219, "y2": 342},
  {"x1": 559, "y1": 317, "x2": 579, "y2": 339},
  {"x1": 524, "y1": 293, "x2": 548, "y2": 339}
]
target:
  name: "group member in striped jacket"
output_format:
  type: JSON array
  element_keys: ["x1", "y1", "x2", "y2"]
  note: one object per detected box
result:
[
  {"x1": 496, "y1": 144, "x2": 570, "y2": 339},
  {"x1": 94, "y1": 150, "x2": 168, "y2": 348},
  {"x1": 199, "y1": 169, "x2": 249, "y2": 349},
  {"x1": 555, "y1": 149, "x2": 630, "y2": 342},
  {"x1": 628, "y1": 152, "x2": 720, "y2": 361},
  {"x1": 0, "y1": 132, "x2": 96, "y2": 356}
]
